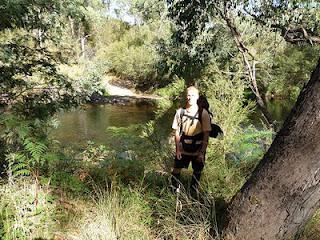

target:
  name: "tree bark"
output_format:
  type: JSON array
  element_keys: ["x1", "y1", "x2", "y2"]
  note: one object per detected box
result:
[{"x1": 223, "y1": 57, "x2": 320, "y2": 240}]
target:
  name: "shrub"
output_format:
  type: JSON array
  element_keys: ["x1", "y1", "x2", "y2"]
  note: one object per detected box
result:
[
  {"x1": 97, "y1": 25, "x2": 161, "y2": 88},
  {"x1": 198, "y1": 63, "x2": 273, "y2": 200}
]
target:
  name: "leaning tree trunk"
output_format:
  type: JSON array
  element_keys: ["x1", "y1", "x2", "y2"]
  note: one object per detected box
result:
[{"x1": 223, "y1": 57, "x2": 320, "y2": 240}]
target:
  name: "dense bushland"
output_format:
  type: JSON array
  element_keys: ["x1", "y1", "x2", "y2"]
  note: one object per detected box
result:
[{"x1": 1, "y1": 0, "x2": 320, "y2": 239}]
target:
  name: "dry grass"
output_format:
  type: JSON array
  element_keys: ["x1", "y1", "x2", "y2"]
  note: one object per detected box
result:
[
  {"x1": 153, "y1": 183, "x2": 219, "y2": 240},
  {"x1": 66, "y1": 185, "x2": 154, "y2": 240}
]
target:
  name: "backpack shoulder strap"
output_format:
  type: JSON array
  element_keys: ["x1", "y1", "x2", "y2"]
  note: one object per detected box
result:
[
  {"x1": 179, "y1": 108, "x2": 185, "y2": 135},
  {"x1": 179, "y1": 108, "x2": 185, "y2": 120},
  {"x1": 181, "y1": 109, "x2": 200, "y2": 120}
]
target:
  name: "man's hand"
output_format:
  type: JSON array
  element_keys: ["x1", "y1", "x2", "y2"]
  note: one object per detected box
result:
[
  {"x1": 197, "y1": 152, "x2": 204, "y2": 163},
  {"x1": 175, "y1": 130, "x2": 182, "y2": 160},
  {"x1": 176, "y1": 147, "x2": 182, "y2": 160}
]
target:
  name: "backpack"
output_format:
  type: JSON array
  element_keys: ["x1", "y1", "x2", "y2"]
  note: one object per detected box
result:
[{"x1": 197, "y1": 95, "x2": 224, "y2": 138}]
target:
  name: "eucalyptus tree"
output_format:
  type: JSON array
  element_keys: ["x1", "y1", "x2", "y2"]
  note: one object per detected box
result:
[
  {"x1": 130, "y1": 0, "x2": 167, "y2": 23},
  {"x1": 171, "y1": 0, "x2": 320, "y2": 124},
  {"x1": 215, "y1": 1, "x2": 320, "y2": 239},
  {"x1": 223, "y1": 56, "x2": 320, "y2": 240},
  {"x1": 163, "y1": 0, "x2": 278, "y2": 124},
  {"x1": 0, "y1": 0, "x2": 91, "y2": 117},
  {"x1": 242, "y1": 0, "x2": 320, "y2": 44},
  {"x1": 159, "y1": 0, "x2": 217, "y2": 83},
  {"x1": 205, "y1": 1, "x2": 278, "y2": 124}
]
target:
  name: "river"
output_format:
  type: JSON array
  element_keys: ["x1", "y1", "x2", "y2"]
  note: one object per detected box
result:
[
  {"x1": 51, "y1": 104, "x2": 155, "y2": 147},
  {"x1": 51, "y1": 99, "x2": 295, "y2": 147},
  {"x1": 249, "y1": 98, "x2": 295, "y2": 129}
]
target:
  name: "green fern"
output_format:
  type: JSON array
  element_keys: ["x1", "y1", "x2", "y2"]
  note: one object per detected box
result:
[
  {"x1": 6, "y1": 153, "x2": 30, "y2": 177},
  {"x1": 4, "y1": 137, "x2": 49, "y2": 178},
  {"x1": 23, "y1": 138, "x2": 47, "y2": 163}
]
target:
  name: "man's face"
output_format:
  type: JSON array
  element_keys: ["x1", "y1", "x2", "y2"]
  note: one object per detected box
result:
[{"x1": 187, "y1": 90, "x2": 199, "y2": 106}]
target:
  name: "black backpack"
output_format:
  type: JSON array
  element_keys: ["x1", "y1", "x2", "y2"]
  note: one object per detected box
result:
[{"x1": 197, "y1": 95, "x2": 224, "y2": 138}]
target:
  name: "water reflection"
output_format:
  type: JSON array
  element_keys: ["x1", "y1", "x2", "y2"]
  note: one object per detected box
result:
[
  {"x1": 51, "y1": 104, "x2": 155, "y2": 146},
  {"x1": 249, "y1": 99, "x2": 295, "y2": 129}
]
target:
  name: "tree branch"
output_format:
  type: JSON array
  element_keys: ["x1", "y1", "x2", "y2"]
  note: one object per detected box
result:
[{"x1": 243, "y1": 8, "x2": 320, "y2": 45}]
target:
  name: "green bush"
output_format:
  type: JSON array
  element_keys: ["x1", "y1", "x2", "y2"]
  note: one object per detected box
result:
[
  {"x1": 197, "y1": 63, "x2": 273, "y2": 199},
  {"x1": 96, "y1": 24, "x2": 162, "y2": 88},
  {"x1": 267, "y1": 44, "x2": 320, "y2": 99},
  {"x1": 51, "y1": 171, "x2": 90, "y2": 196}
]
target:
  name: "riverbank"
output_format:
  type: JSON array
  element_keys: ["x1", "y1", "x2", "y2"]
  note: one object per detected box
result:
[
  {"x1": 89, "y1": 75, "x2": 161, "y2": 105},
  {"x1": 90, "y1": 94, "x2": 158, "y2": 106},
  {"x1": 94, "y1": 75, "x2": 162, "y2": 104}
]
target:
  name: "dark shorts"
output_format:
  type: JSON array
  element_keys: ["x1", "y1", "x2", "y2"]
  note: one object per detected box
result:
[{"x1": 174, "y1": 154, "x2": 204, "y2": 172}]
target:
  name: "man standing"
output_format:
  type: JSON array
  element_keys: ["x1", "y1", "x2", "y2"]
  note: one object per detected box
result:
[{"x1": 171, "y1": 86, "x2": 211, "y2": 195}]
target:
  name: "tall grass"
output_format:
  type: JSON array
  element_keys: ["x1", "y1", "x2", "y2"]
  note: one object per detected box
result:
[
  {"x1": 150, "y1": 184, "x2": 218, "y2": 240},
  {"x1": 66, "y1": 185, "x2": 154, "y2": 240}
]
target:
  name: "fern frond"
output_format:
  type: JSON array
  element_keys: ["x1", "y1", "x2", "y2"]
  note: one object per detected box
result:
[
  {"x1": 23, "y1": 138, "x2": 47, "y2": 161},
  {"x1": 5, "y1": 152, "x2": 30, "y2": 176},
  {"x1": 49, "y1": 118, "x2": 60, "y2": 129},
  {"x1": 14, "y1": 169, "x2": 31, "y2": 176},
  {"x1": 6, "y1": 153, "x2": 26, "y2": 164},
  {"x1": 11, "y1": 162, "x2": 28, "y2": 171}
]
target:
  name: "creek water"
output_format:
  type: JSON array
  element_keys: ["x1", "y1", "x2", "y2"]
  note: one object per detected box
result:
[
  {"x1": 51, "y1": 104, "x2": 156, "y2": 147},
  {"x1": 51, "y1": 99, "x2": 295, "y2": 147},
  {"x1": 249, "y1": 99, "x2": 296, "y2": 129}
]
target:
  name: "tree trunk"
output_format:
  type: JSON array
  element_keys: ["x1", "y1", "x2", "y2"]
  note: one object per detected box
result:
[{"x1": 223, "y1": 57, "x2": 320, "y2": 240}]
